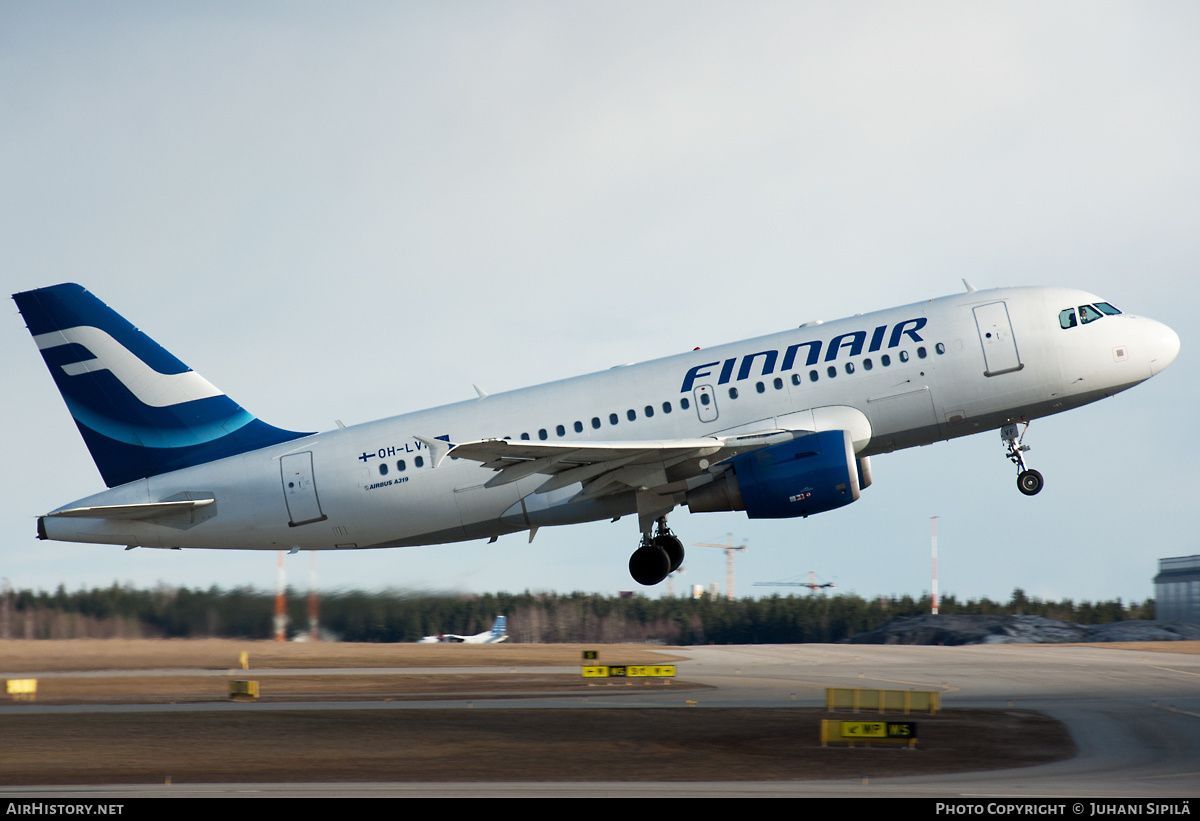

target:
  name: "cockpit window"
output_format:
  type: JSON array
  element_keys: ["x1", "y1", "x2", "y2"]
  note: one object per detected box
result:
[
  {"x1": 1059, "y1": 308, "x2": 1077, "y2": 329},
  {"x1": 1095, "y1": 302, "x2": 1122, "y2": 316},
  {"x1": 1079, "y1": 304, "x2": 1103, "y2": 324}
]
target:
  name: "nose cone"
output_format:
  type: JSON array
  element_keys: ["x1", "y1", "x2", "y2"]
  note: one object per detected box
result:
[{"x1": 1146, "y1": 319, "x2": 1180, "y2": 375}]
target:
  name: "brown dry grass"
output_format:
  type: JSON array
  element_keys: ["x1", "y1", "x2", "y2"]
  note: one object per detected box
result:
[
  {"x1": 5, "y1": 638, "x2": 1193, "y2": 675},
  {"x1": 22, "y1": 673, "x2": 699, "y2": 704},
  {"x1": 0, "y1": 708, "x2": 1070, "y2": 785},
  {"x1": 0, "y1": 639, "x2": 681, "y2": 672}
]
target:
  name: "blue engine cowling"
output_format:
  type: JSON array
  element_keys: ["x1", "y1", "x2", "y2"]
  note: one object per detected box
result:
[{"x1": 686, "y1": 430, "x2": 864, "y2": 519}]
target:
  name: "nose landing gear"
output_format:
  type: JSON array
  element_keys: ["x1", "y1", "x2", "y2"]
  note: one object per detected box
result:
[
  {"x1": 1002, "y1": 423, "x2": 1043, "y2": 496},
  {"x1": 628, "y1": 518, "x2": 684, "y2": 585}
]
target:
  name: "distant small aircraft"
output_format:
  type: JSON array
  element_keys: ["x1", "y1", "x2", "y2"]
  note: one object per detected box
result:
[
  {"x1": 13, "y1": 282, "x2": 1179, "y2": 587},
  {"x1": 754, "y1": 571, "x2": 835, "y2": 593},
  {"x1": 418, "y1": 616, "x2": 508, "y2": 644}
]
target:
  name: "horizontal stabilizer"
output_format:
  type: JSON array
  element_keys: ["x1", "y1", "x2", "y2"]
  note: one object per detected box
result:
[{"x1": 46, "y1": 499, "x2": 214, "y2": 521}]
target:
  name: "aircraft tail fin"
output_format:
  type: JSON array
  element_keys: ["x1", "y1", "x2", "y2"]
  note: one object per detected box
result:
[
  {"x1": 13, "y1": 283, "x2": 310, "y2": 487},
  {"x1": 491, "y1": 616, "x2": 507, "y2": 639}
]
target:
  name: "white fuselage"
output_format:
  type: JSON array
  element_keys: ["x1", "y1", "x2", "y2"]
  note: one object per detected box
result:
[{"x1": 40, "y1": 286, "x2": 1178, "y2": 552}]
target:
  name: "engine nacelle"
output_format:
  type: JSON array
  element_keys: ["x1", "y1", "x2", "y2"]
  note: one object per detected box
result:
[{"x1": 686, "y1": 430, "x2": 863, "y2": 519}]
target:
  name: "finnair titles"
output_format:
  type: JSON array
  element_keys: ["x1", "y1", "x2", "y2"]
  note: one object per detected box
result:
[
  {"x1": 679, "y1": 317, "x2": 929, "y2": 393},
  {"x1": 14, "y1": 281, "x2": 1179, "y2": 586}
]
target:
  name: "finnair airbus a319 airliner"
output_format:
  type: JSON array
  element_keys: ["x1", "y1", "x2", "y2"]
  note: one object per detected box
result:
[{"x1": 14, "y1": 281, "x2": 1179, "y2": 586}]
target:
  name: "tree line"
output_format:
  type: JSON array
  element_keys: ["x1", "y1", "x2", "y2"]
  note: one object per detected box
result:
[{"x1": 0, "y1": 584, "x2": 1154, "y2": 643}]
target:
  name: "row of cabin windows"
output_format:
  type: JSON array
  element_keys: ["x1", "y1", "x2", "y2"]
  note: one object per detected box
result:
[
  {"x1": 514, "y1": 397, "x2": 696, "y2": 441},
  {"x1": 726, "y1": 345, "x2": 942, "y2": 396},
  {"x1": 379, "y1": 455, "x2": 425, "y2": 475},
  {"x1": 508, "y1": 343, "x2": 946, "y2": 442},
  {"x1": 384, "y1": 342, "x2": 948, "y2": 471}
]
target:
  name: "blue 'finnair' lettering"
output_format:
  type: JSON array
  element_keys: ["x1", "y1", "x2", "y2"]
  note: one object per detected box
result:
[{"x1": 679, "y1": 317, "x2": 927, "y2": 392}]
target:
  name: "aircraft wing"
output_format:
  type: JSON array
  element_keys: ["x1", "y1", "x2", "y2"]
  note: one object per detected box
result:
[{"x1": 428, "y1": 430, "x2": 800, "y2": 502}]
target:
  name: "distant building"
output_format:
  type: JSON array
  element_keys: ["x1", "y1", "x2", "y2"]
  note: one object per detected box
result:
[{"x1": 1154, "y1": 555, "x2": 1200, "y2": 623}]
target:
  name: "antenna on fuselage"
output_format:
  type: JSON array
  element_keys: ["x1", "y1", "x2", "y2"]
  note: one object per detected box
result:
[{"x1": 962, "y1": 279, "x2": 978, "y2": 293}]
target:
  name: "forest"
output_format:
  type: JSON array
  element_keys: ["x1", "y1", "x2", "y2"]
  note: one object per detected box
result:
[{"x1": 0, "y1": 584, "x2": 1153, "y2": 644}]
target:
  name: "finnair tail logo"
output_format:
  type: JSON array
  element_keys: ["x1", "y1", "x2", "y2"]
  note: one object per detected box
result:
[{"x1": 34, "y1": 326, "x2": 224, "y2": 408}]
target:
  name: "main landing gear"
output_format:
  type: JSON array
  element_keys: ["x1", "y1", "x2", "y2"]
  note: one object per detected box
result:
[
  {"x1": 1002, "y1": 422, "x2": 1043, "y2": 496},
  {"x1": 629, "y1": 518, "x2": 684, "y2": 586}
]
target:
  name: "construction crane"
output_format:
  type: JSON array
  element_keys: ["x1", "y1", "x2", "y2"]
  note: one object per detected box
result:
[
  {"x1": 692, "y1": 534, "x2": 748, "y2": 601},
  {"x1": 754, "y1": 570, "x2": 835, "y2": 594}
]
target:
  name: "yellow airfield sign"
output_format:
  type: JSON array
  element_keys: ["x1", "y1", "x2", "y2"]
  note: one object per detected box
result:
[
  {"x1": 581, "y1": 665, "x2": 676, "y2": 678},
  {"x1": 840, "y1": 721, "x2": 916, "y2": 739}
]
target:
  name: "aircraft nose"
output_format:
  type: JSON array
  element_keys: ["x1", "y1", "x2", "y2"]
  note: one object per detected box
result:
[{"x1": 1145, "y1": 318, "x2": 1180, "y2": 376}]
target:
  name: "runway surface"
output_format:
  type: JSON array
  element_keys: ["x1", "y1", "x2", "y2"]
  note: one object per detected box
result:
[{"x1": 4, "y1": 643, "x2": 1199, "y2": 797}]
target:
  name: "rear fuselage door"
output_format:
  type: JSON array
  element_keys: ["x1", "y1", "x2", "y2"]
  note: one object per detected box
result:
[
  {"x1": 281, "y1": 451, "x2": 327, "y2": 526},
  {"x1": 973, "y1": 301, "x2": 1023, "y2": 376}
]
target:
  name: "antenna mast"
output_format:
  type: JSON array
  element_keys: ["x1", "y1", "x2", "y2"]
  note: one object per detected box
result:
[{"x1": 931, "y1": 516, "x2": 939, "y2": 616}]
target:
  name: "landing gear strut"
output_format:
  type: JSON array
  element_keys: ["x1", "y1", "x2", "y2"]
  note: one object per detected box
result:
[
  {"x1": 628, "y1": 518, "x2": 684, "y2": 586},
  {"x1": 1002, "y1": 422, "x2": 1043, "y2": 496}
]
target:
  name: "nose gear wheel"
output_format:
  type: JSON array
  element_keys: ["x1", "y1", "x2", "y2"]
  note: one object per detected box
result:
[{"x1": 1002, "y1": 422, "x2": 1044, "y2": 496}]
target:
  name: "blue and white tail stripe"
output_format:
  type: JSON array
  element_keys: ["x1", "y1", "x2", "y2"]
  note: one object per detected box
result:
[
  {"x1": 491, "y1": 616, "x2": 507, "y2": 638},
  {"x1": 14, "y1": 283, "x2": 309, "y2": 488}
]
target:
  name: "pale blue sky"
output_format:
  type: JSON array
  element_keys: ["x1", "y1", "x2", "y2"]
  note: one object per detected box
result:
[{"x1": 3, "y1": 2, "x2": 1197, "y2": 605}]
